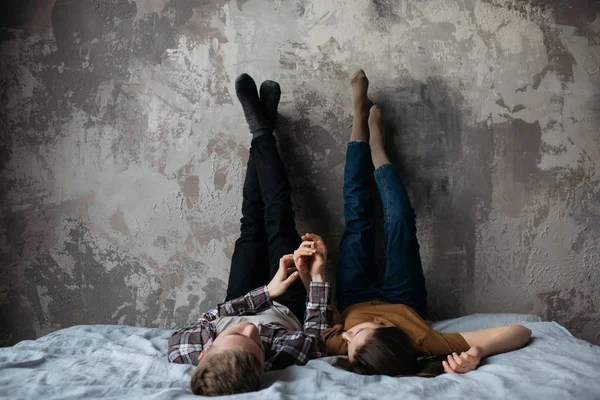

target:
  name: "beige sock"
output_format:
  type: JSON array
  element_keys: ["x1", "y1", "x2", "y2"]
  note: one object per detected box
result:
[
  {"x1": 350, "y1": 69, "x2": 373, "y2": 143},
  {"x1": 368, "y1": 105, "x2": 391, "y2": 169}
]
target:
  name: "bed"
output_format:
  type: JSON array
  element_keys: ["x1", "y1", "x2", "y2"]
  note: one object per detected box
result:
[{"x1": 1, "y1": 314, "x2": 599, "y2": 399}]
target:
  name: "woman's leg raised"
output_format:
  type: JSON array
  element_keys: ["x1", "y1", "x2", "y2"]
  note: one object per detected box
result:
[
  {"x1": 337, "y1": 70, "x2": 381, "y2": 312},
  {"x1": 369, "y1": 105, "x2": 428, "y2": 318}
]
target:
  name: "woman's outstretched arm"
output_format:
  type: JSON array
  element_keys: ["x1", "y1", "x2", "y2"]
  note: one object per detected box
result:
[
  {"x1": 461, "y1": 325, "x2": 532, "y2": 357},
  {"x1": 443, "y1": 325, "x2": 532, "y2": 374}
]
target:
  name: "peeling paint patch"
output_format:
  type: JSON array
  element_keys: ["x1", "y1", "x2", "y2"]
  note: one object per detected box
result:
[{"x1": 109, "y1": 209, "x2": 131, "y2": 237}]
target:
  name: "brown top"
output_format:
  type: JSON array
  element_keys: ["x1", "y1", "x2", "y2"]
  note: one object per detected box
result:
[{"x1": 323, "y1": 301, "x2": 470, "y2": 356}]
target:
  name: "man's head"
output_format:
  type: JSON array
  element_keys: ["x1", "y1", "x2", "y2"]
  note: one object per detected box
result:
[
  {"x1": 190, "y1": 322, "x2": 265, "y2": 396},
  {"x1": 205, "y1": 322, "x2": 265, "y2": 363}
]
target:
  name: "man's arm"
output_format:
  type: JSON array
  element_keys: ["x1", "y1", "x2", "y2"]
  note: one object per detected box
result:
[
  {"x1": 261, "y1": 277, "x2": 332, "y2": 370},
  {"x1": 220, "y1": 254, "x2": 302, "y2": 316},
  {"x1": 169, "y1": 257, "x2": 300, "y2": 365},
  {"x1": 217, "y1": 285, "x2": 273, "y2": 316},
  {"x1": 303, "y1": 277, "x2": 332, "y2": 336},
  {"x1": 296, "y1": 233, "x2": 332, "y2": 336},
  {"x1": 168, "y1": 280, "x2": 281, "y2": 365},
  {"x1": 167, "y1": 308, "x2": 219, "y2": 364}
]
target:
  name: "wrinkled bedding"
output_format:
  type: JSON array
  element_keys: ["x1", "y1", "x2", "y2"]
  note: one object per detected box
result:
[{"x1": 1, "y1": 314, "x2": 599, "y2": 399}]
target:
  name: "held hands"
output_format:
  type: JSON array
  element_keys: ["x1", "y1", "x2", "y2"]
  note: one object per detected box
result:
[
  {"x1": 293, "y1": 233, "x2": 328, "y2": 287},
  {"x1": 266, "y1": 255, "x2": 300, "y2": 298},
  {"x1": 268, "y1": 234, "x2": 327, "y2": 297},
  {"x1": 442, "y1": 346, "x2": 483, "y2": 374}
]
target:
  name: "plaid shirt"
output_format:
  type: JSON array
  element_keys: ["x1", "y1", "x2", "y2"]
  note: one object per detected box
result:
[{"x1": 167, "y1": 282, "x2": 332, "y2": 371}]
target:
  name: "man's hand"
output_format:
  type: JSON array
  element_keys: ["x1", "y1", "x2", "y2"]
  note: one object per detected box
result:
[
  {"x1": 293, "y1": 247, "x2": 316, "y2": 291},
  {"x1": 267, "y1": 255, "x2": 300, "y2": 298},
  {"x1": 292, "y1": 233, "x2": 328, "y2": 290},
  {"x1": 442, "y1": 346, "x2": 483, "y2": 374},
  {"x1": 300, "y1": 233, "x2": 327, "y2": 281}
]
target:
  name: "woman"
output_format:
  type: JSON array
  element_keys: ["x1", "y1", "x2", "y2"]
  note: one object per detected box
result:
[{"x1": 321, "y1": 70, "x2": 532, "y2": 377}]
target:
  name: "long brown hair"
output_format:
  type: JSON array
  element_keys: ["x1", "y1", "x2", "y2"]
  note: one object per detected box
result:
[{"x1": 349, "y1": 327, "x2": 445, "y2": 377}]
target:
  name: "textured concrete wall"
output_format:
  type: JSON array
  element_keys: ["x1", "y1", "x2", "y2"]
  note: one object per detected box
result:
[{"x1": 1, "y1": 0, "x2": 599, "y2": 346}]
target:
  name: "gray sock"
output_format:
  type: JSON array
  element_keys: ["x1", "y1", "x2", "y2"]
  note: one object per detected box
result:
[
  {"x1": 235, "y1": 73, "x2": 270, "y2": 138},
  {"x1": 259, "y1": 80, "x2": 281, "y2": 132}
]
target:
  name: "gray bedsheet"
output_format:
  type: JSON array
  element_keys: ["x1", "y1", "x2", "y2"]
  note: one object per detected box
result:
[{"x1": 1, "y1": 314, "x2": 599, "y2": 399}]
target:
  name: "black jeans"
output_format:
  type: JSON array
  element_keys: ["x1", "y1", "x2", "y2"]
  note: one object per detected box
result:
[{"x1": 225, "y1": 134, "x2": 306, "y2": 322}]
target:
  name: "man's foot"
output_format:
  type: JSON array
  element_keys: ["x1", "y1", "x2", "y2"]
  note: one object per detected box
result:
[
  {"x1": 368, "y1": 105, "x2": 391, "y2": 168},
  {"x1": 259, "y1": 80, "x2": 281, "y2": 130},
  {"x1": 350, "y1": 69, "x2": 373, "y2": 142},
  {"x1": 235, "y1": 73, "x2": 271, "y2": 137}
]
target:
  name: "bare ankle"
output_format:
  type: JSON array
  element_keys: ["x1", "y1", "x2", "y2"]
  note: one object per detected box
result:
[
  {"x1": 371, "y1": 150, "x2": 391, "y2": 169},
  {"x1": 350, "y1": 122, "x2": 369, "y2": 142}
]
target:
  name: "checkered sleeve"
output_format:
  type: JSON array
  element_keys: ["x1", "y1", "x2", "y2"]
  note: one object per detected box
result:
[
  {"x1": 167, "y1": 308, "x2": 219, "y2": 365},
  {"x1": 303, "y1": 282, "x2": 332, "y2": 336},
  {"x1": 218, "y1": 285, "x2": 273, "y2": 316}
]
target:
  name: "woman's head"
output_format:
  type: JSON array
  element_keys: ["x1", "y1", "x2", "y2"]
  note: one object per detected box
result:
[
  {"x1": 347, "y1": 326, "x2": 444, "y2": 377},
  {"x1": 341, "y1": 322, "x2": 383, "y2": 362}
]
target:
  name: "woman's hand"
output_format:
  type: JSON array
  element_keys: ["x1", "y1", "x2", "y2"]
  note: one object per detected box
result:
[
  {"x1": 293, "y1": 246, "x2": 316, "y2": 291},
  {"x1": 442, "y1": 346, "x2": 483, "y2": 374},
  {"x1": 293, "y1": 233, "x2": 328, "y2": 289},
  {"x1": 300, "y1": 233, "x2": 328, "y2": 281},
  {"x1": 267, "y1": 255, "x2": 300, "y2": 298}
]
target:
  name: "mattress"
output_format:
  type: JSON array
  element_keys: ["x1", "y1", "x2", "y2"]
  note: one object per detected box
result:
[{"x1": 1, "y1": 314, "x2": 599, "y2": 399}]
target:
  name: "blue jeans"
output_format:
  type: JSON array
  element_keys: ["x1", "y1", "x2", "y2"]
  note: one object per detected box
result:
[{"x1": 337, "y1": 142, "x2": 428, "y2": 318}]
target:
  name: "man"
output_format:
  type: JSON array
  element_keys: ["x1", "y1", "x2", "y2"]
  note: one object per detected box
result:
[{"x1": 167, "y1": 73, "x2": 332, "y2": 396}]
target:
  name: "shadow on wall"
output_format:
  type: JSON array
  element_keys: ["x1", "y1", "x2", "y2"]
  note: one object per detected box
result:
[
  {"x1": 278, "y1": 73, "x2": 492, "y2": 321},
  {"x1": 0, "y1": 0, "x2": 43, "y2": 28},
  {"x1": 380, "y1": 75, "x2": 493, "y2": 320}
]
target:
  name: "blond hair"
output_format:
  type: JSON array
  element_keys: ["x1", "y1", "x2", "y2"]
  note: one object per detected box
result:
[{"x1": 190, "y1": 348, "x2": 263, "y2": 396}]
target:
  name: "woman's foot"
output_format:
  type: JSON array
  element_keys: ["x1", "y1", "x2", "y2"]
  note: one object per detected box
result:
[
  {"x1": 350, "y1": 69, "x2": 373, "y2": 142},
  {"x1": 235, "y1": 73, "x2": 271, "y2": 138},
  {"x1": 351, "y1": 69, "x2": 373, "y2": 116},
  {"x1": 259, "y1": 80, "x2": 281, "y2": 131},
  {"x1": 368, "y1": 105, "x2": 391, "y2": 168}
]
